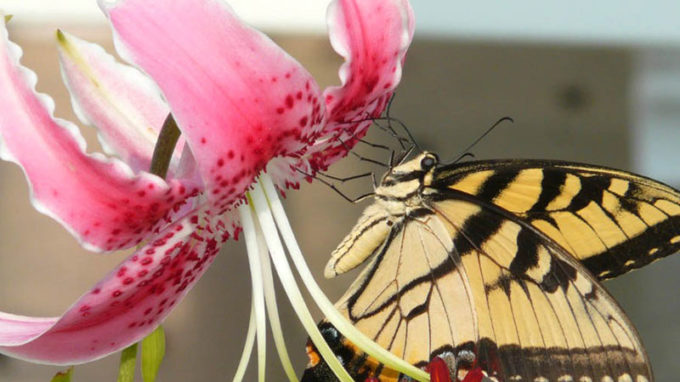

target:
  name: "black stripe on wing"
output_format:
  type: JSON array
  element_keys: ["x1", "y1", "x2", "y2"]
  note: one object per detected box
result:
[{"x1": 433, "y1": 159, "x2": 680, "y2": 280}]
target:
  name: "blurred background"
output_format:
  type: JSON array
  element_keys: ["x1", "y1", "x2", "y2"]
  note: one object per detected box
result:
[{"x1": 1, "y1": 0, "x2": 679, "y2": 380}]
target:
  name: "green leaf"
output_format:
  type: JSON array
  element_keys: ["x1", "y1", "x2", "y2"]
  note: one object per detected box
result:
[
  {"x1": 50, "y1": 367, "x2": 74, "y2": 382},
  {"x1": 141, "y1": 325, "x2": 166, "y2": 382},
  {"x1": 117, "y1": 343, "x2": 138, "y2": 382}
]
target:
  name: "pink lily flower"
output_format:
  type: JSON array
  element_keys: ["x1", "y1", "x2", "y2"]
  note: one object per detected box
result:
[{"x1": 0, "y1": 0, "x2": 418, "y2": 379}]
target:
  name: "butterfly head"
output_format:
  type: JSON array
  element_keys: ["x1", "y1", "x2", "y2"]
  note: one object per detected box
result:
[{"x1": 376, "y1": 151, "x2": 439, "y2": 200}]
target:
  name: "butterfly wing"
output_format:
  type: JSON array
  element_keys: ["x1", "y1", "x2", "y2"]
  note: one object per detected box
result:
[
  {"x1": 431, "y1": 194, "x2": 651, "y2": 381},
  {"x1": 435, "y1": 159, "x2": 680, "y2": 280},
  {"x1": 305, "y1": 159, "x2": 678, "y2": 381},
  {"x1": 325, "y1": 194, "x2": 651, "y2": 381}
]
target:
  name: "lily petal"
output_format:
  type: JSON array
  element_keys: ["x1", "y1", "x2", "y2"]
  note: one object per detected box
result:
[
  {"x1": 57, "y1": 30, "x2": 185, "y2": 175},
  {"x1": 310, "y1": 0, "x2": 415, "y2": 170},
  {"x1": 103, "y1": 0, "x2": 325, "y2": 212},
  {"x1": 0, "y1": 210, "x2": 230, "y2": 364},
  {"x1": 0, "y1": 19, "x2": 196, "y2": 252}
]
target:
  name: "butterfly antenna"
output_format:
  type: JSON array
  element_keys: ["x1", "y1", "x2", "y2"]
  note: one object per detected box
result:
[
  {"x1": 294, "y1": 167, "x2": 375, "y2": 203},
  {"x1": 454, "y1": 152, "x2": 476, "y2": 163},
  {"x1": 451, "y1": 116, "x2": 513, "y2": 162}
]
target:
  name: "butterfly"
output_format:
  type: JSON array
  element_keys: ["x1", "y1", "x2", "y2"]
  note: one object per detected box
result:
[{"x1": 301, "y1": 151, "x2": 680, "y2": 382}]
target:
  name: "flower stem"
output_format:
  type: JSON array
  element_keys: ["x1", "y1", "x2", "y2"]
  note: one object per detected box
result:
[
  {"x1": 140, "y1": 325, "x2": 166, "y2": 382},
  {"x1": 259, "y1": 174, "x2": 430, "y2": 381},
  {"x1": 116, "y1": 343, "x2": 138, "y2": 382},
  {"x1": 149, "y1": 114, "x2": 181, "y2": 178},
  {"x1": 50, "y1": 367, "x2": 74, "y2": 382},
  {"x1": 249, "y1": 181, "x2": 354, "y2": 381}
]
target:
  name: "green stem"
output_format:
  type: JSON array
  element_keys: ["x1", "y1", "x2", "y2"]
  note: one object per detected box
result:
[
  {"x1": 50, "y1": 367, "x2": 74, "y2": 382},
  {"x1": 149, "y1": 114, "x2": 181, "y2": 178},
  {"x1": 117, "y1": 344, "x2": 138, "y2": 382}
]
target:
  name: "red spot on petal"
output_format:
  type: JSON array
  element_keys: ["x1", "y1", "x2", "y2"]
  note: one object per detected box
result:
[
  {"x1": 285, "y1": 95, "x2": 294, "y2": 108},
  {"x1": 112, "y1": 290, "x2": 122, "y2": 298}
]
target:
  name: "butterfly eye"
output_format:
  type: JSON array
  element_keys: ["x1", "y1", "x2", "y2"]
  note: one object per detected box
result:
[{"x1": 420, "y1": 155, "x2": 437, "y2": 170}]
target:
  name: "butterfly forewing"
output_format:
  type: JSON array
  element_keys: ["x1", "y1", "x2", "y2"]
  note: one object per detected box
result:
[
  {"x1": 437, "y1": 159, "x2": 680, "y2": 280},
  {"x1": 432, "y1": 197, "x2": 650, "y2": 381}
]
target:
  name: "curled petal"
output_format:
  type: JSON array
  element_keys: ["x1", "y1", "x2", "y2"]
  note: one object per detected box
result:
[
  {"x1": 309, "y1": 0, "x2": 415, "y2": 171},
  {"x1": 0, "y1": 210, "x2": 233, "y2": 364},
  {"x1": 103, "y1": 0, "x2": 325, "y2": 212},
  {"x1": 0, "y1": 20, "x2": 195, "y2": 252},
  {"x1": 57, "y1": 30, "x2": 185, "y2": 175}
]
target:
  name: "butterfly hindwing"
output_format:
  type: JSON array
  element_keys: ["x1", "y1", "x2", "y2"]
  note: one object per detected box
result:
[
  {"x1": 327, "y1": 194, "x2": 651, "y2": 381},
  {"x1": 337, "y1": 208, "x2": 477, "y2": 367},
  {"x1": 431, "y1": 196, "x2": 650, "y2": 381}
]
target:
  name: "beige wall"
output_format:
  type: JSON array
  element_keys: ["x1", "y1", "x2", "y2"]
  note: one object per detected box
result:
[{"x1": 1, "y1": 22, "x2": 678, "y2": 381}]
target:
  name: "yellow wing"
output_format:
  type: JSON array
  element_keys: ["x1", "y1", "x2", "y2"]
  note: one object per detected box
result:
[
  {"x1": 302, "y1": 159, "x2": 679, "y2": 381},
  {"x1": 309, "y1": 195, "x2": 651, "y2": 381},
  {"x1": 438, "y1": 159, "x2": 680, "y2": 280}
]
